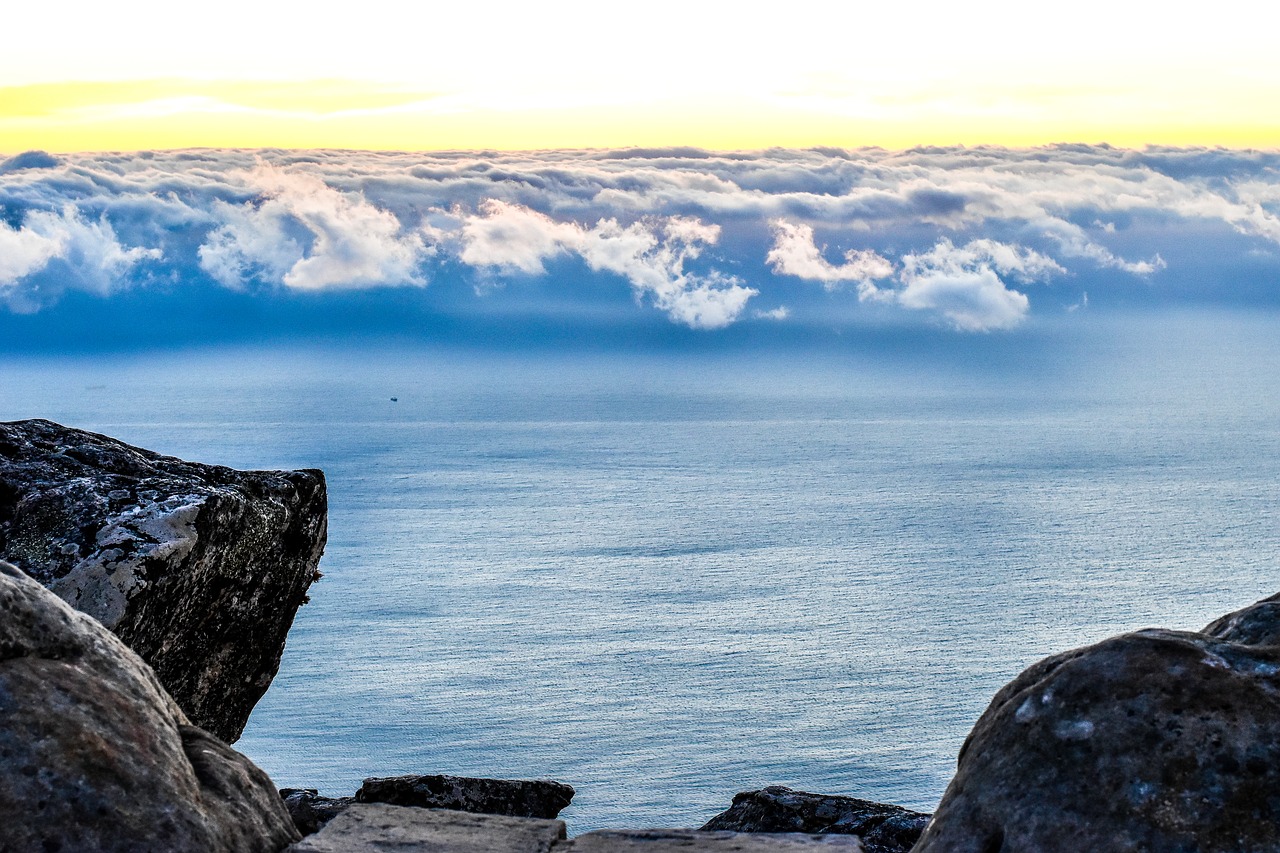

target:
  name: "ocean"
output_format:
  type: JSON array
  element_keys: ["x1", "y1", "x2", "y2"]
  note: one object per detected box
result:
[{"x1": 3, "y1": 310, "x2": 1278, "y2": 832}]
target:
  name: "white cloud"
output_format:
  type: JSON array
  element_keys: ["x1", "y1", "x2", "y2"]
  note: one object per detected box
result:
[
  {"x1": 0, "y1": 206, "x2": 160, "y2": 311},
  {"x1": 458, "y1": 199, "x2": 577, "y2": 274},
  {"x1": 896, "y1": 265, "x2": 1030, "y2": 332},
  {"x1": 754, "y1": 306, "x2": 791, "y2": 321},
  {"x1": 198, "y1": 163, "x2": 426, "y2": 290},
  {"x1": 48, "y1": 209, "x2": 163, "y2": 295},
  {"x1": 927, "y1": 238, "x2": 1065, "y2": 282},
  {"x1": 459, "y1": 203, "x2": 757, "y2": 329},
  {"x1": 0, "y1": 217, "x2": 64, "y2": 287},
  {"x1": 885, "y1": 239, "x2": 1062, "y2": 331},
  {"x1": 1038, "y1": 218, "x2": 1163, "y2": 275},
  {"x1": 766, "y1": 221, "x2": 894, "y2": 290},
  {"x1": 6, "y1": 145, "x2": 1280, "y2": 331}
]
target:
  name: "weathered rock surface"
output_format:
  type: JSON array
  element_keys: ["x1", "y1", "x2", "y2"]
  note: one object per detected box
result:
[
  {"x1": 357, "y1": 773, "x2": 576, "y2": 819},
  {"x1": 282, "y1": 774, "x2": 576, "y2": 837},
  {"x1": 0, "y1": 418, "x2": 327, "y2": 742},
  {"x1": 286, "y1": 804, "x2": 567, "y2": 852},
  {"x1": 0, "y1": 559, "x2": 300, "y2": 852},
  {"x1": 701, "y1": 787, "x2": 927, "y2": 852},
  {"x1": 567, "y1": 829, "x2": 866, "y2": 851},
  {"x1": 287, "y1": 805, "x2": 866, "y2": 852},
  {"x1": 915, "y1": 591, "x2": 1280, "y2": 852},
  {"x1": 282, "y1": 788, "x2": 356, "y2": 836},
  {"x1": 1203, "y1": 591, "x2": 1280, "y2": 646}
]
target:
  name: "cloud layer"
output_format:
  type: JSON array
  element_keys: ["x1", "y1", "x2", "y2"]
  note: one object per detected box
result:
[
  {"x1": 2, "y1": 144, "x2": 1279, "y2": 332},
  {"x1": 198, "y1": 164, "x2": 426, "y2": 291}
]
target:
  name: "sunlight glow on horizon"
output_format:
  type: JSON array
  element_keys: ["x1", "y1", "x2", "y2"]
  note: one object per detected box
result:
[
  {"x1": 3, "y1": 0, "x2": 1279, "y2": 153},
  {"x1": 5, "y1": 79, "x2": 1279, "y2": 154}
]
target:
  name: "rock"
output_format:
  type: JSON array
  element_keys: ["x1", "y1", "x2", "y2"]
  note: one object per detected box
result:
[
  {"x1": 1202, "y1": 592, "x2": 1280, "y2": 646},
  {"x1": 281, "y1": 773, "x2": 575, "y2": 837},
  {"x1": 0, "y1": 418, "x2": 327, "y2": 742},
  {"x1": 915, "y1": 592, "x2": 1280, "y2": 852},
  {"x1": 287, "y1": 805, "x2": 866, "y2": 852},
  {"x1": 701, "y1": 787, "x2": 927, "y2": 853},
  {"x1": 281, "y1": 788, "x2": 355, "y2": 836},
  {"x1": 356, "y1": 773, "x2": 576, "y2": 819},
  {"x1": 0, "y1": 559, "x2": 299, "y2": 852},
  {"x1": 567, "y1": 829, "x2": 866, "y2": 851},
  {"x1": 286, "y1": 804, "x2": 567, "y2": 852},
  {"x1": 856, "y1": 812, "x2": 930, "y2": 853}
]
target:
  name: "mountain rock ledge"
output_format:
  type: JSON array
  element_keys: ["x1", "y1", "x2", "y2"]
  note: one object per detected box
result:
[{"x1": 0, "y1": 418, "x2": 327, "y2": 742}]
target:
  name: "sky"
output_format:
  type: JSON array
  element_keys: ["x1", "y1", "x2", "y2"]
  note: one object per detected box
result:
[{"x1": 2, "y1": 0, "x2": 1279, "y2": 153}]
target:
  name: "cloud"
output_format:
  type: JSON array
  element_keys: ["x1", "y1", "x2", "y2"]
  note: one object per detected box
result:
[
  {"x1": 198, "y1": 163, "x2": 427, "y2": 291},
  {"x1": 766, "y1": 224, "x2": 1060, "y2": 330},
  {"x1": 0, "y1": 206, "x2": 160, "y2": 312},
  {"x1": 459, "y1": 202, "x2": 757, "y2": 329},
  {"x1": 0, "y1": 216, "x2": 64, "y2": 286},
  {"x1": 766, "y1": 220, "x2": 894, "y2": 290},
  {"x1": 0, "y1": 150, "x2": 60, "y2": 174},
  {"x1": 4, "y1": 144, "x2": 1280, "y2": 334},
  {"x1": 881, "y1": 239, "x2": 1063, "y2": 331},
  {"x1": 458, "y1": 199, "x2": 578, "y2": 274},
  {"x1": 754, "y1": 306, "x2": 791, "y2": 321},
  {"x1": 1037, "y1": 218, "x2": 1164, "y2": 275}
]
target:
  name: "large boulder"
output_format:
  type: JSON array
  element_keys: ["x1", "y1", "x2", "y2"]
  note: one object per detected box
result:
[
  {"x1": 0, "y1": 418, "x2": 327, "y2": 742},
  {"x1": 915, "y1": 592, "x2": 1280, "y2": 852},
  {"x1": 702, "y1": 787, "x2": 927, "y2": 852},
  {"x1": 0, "y1": 559, "x2": 299, "y2": 851}
]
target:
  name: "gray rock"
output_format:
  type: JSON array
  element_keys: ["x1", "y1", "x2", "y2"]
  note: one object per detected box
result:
[
  {"x1": 357, "y1": 773, "x2": 576, "y2": 819},
  {"x1": 286, "y1": 806, "x2": 865, "y2": 853},
  {"x1": 916, "y1": 592, "x2": 1280, "y2": 852},
  {"x1": 0, "y1": 418, "x2": 327, "y2": 742},
  {"x1": 1203, "y1": 592, "x2": 1280, "y2": 647},
  {"x1": 281, "y1": 788, "x2": 355, "y2": 835},
  {"x1": 0, "y1": 559, "x2": 299, "y2": 852},
  {"x1": 701, "y1": 786, "x2": 927, "y2": 852},
  {"x1": 286, "y1": 804, "x2": 566, "y2": 852},
  {"x1": 567, "y1": 829, "x2": 865, "y2": 851}
]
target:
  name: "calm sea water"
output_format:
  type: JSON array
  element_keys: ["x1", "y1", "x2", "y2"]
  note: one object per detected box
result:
[{"x1": 3, "y1": 312, "x2": 1279, "y2": 832}]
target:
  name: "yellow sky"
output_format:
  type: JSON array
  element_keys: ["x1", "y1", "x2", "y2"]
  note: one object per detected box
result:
[{"x1": 3, "y1": 0, "x2": 1278, "y2": 153}]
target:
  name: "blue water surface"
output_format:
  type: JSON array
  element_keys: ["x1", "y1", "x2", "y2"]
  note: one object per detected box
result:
[{"x1": 2, "y1": 310, "x2": 1278, "y2": 832}]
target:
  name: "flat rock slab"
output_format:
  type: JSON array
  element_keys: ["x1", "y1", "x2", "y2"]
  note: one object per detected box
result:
[
  {"x1": 0, "y1": 418, "x2": 327, "y2": 742},
  {"x1": 701, "y1": 787, "x2": 926, "y2": 852},
  {"x1": 286, "y1": 804, "x2": 567, "y2": 852},
  {"x1": 565, "y1": 829, "x2": 865, "y2": 851},
  {"x1": 358, "y1": 774, "x2": 575, "y2": 819},
  {"x1": 287, "y1": 805, "x2": 866, "y2": 852}
]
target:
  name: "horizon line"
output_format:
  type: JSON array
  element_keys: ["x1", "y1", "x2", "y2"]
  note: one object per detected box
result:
[{"x1": 8, "y1": 140, "x2": 1280, "y2": 160}]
